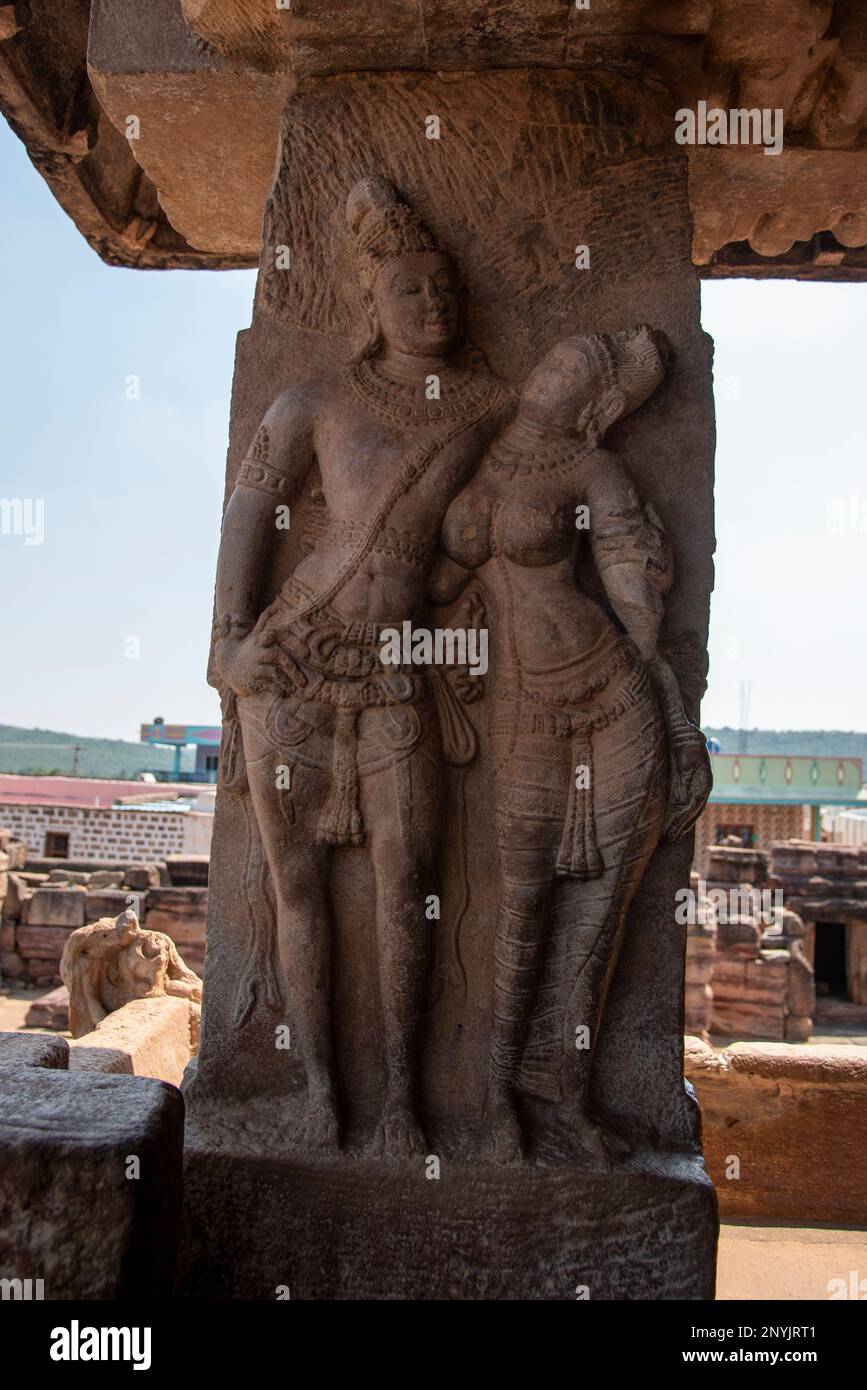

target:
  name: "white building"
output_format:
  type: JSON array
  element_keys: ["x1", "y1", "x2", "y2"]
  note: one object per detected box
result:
[{"x1": 0, "y1": 775, "x2": 214, "y2": 861}]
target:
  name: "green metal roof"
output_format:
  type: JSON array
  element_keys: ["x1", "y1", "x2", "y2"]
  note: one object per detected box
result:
[{"x1": 709, "y1": 753, "x2": 865, "y2": 806}]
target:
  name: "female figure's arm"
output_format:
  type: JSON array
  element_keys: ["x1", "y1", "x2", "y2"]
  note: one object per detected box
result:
[
  {"x1": 213, "y1": 391, "x2": 315, "y2": 698},
  {"x1": 584, "y1": 450, "x2": 712, "y2": 840}
]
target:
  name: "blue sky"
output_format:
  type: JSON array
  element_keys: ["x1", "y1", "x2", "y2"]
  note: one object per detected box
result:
[{"x1": 1, "y1": 115, "x2": 864, "y2": 739}]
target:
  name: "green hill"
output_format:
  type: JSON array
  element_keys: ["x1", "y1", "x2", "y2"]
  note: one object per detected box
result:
[
  {"x1": 0, "y1": 722, "x2": 864, "y2": 780},
  {"x1": 0, "y1": 724, "x2": 195, "y2": 779}
]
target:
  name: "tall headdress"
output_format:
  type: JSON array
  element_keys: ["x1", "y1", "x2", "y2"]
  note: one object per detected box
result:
[
  {"x1": 584, "y1": 326, "x2": 668, "y2": 420},
  {"x1": 346, "y1": 176, "x2": 440, "y2": 290}
]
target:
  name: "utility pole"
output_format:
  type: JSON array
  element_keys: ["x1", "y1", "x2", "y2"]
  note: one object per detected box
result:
[{"x1": 737, "y1": 681, "x2": 752, "y2": 755}]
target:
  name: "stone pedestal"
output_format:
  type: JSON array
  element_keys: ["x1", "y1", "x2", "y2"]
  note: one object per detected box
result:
[
  {"x1": 0, "y1": 1061, "x2": 183, "y2": 1298},
  {"x1": 179, "y1": 1127, "x2": 716, "y2": 1300}
]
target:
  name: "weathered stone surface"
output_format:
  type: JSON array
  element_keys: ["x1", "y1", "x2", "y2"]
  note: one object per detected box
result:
[
  {"x1": 122, "y1": 864, "x2": 162, "y2": 892},
  {"x1": 85, "y1": 888, "x2": 134, "y2": 920},
  {"x1": 0, "y1": 951, "x2": 26, "y2": 979},
  {"x1": 26, "y1": 962, "x2": 61, "y2": 987},
  {"x1": 165, "y1": 854, "x2": 210, "y2": 886},
  {"x1": 89, "y1": 870, "x2": 125, "y2": 889},
  {"x1": 0, "y1": 1067, "x2": 183, "y2": 1297},
  {"x1": 0, "y1": 0, "x2": 251, "y2": 268},
  {"x1": 69, "y1": 996, "x2": 200, "y2": 1086},
  {"x1": 5, "y1": 839, "x2": 27, "y2": 871},
  {"x1": 0, "y1": 867, "x2": 27, "y2": 922},
  {"x1": 144, "y1": 887, "x2": 207, "y2": 973},
  {"x1": 180, "y1": 1131, "x2": 717, "y2": 1299},
  {"x1": 61, "y1": 909, "x2": 202, "y2": 1039},
  {"x1": 16, "y1": 925, "x2": 75, "y2": 961},
  {"x1": 687, "y1": 1037, "x2": 867, "y2": 1225},
  {"x1": 0, "y1": 1031, "x2": 68, "y2": 1070},
  {"x1": 46, "y1": 869, "x2": 89, "y2": 886},
  {"x1": 87, "y1": 0, "x2": 293, "y2": 258},
  {"x1": 182, "y1": 62, "x2": 716, "y2": 1299},
  {"x1": 1, "y1": 2, "x2": 861, "y2": 277},
  {"x1": 24, "y1": 986, "x2": 70, "y2": 1032},
  {"x1": 27, "y1": 887, "x2": 86, "y2": 929}
]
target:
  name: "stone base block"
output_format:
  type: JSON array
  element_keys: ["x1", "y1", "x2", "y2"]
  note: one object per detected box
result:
[
  {"x1": 0, "y1": 1067, "x2": 183, "y2": 1297},
  {"x1": 69, "y1": 996, "x2": 199, "y2": 1085},
  {"x1": 687, "y1": 1036, "x2": 867, "y2": 1224},
  {"x1": 178, "y1": 1136, "x2": 717, "y2": 1301},
  {"x1": 0, "y1": 1031, "x2": 68, "y2": 1069}
]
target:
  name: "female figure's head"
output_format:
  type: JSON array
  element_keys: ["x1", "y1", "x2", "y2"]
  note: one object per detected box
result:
[
  {"x1": 517, "y1": 327, "x2": 670, "y2": 444},
  {"x1": 346, "y1": 176, "x2": 463, "y2": 361}
]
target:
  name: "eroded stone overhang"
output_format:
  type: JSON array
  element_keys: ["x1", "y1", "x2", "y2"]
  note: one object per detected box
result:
[{"x1": 2, "y1": 0, "x2": 867, "y2": 276}]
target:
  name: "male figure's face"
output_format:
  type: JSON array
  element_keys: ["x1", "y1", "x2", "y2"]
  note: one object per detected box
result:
[{"x1": 372, "y1": 253, "x2": 460, "y2": 357}]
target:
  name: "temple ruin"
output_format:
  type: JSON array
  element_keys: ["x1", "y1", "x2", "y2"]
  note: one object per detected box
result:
[{"x1": 3, "y1": 0, "x2": 867, "y2": 1305}]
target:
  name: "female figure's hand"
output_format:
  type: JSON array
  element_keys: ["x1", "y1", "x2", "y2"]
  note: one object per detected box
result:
[{"x1": 665, "y1": 726, "x2": 713, "y2": 841}]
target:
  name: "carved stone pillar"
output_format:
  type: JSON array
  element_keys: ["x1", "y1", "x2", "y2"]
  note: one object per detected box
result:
[{"x1": 179, "y1": 67, "x2": 718, "y2": 1300}]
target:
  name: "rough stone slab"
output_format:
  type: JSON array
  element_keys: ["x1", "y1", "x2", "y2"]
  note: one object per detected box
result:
[
  {"x1": 0, "y1": 950, "x2": 26, "y2": 978},
  {"x1": 69, "y1": 996, "x2": 198, "y2": 1087},
  {"x1": 0, "y1": 1067, "x2": 183, "y2": 1297},
  {"x1": 687, "y1": 1037, "x2": 867, "y2": 1224},
  {"x1": 179, "y1": 1135, "x2": 717, "y2": 1300},
  {"x1": 0, "y1": 1031, "x2": 68, "y2": 1070},
  {"x1": 27, "y1": 889, "x2": 86, "y2": 930},
  {"x1": 16, "y1": 925, "x2": 76, "y2": 960},
  {"x1": 24, "y1": 986, "x2": 70, "y2": 1032},
  {"x1": 1, "y1": 872, "x2": 30, "y2": 922},
  {"x1": 725, "y1": 1041, "x2": 867, "y2": 1085},
  {"x1": 85, "y1": 889, "x2": 134, "y2": 920},
  {"x1": 123, "y1": 865, "x2": 163, "y2": 891},
  {"x1": 711, "y1": 1003, "x2": 785, "y2": 1040}
]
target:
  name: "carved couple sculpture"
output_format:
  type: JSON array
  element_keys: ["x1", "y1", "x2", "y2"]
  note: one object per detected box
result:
[{"x1": 211, "y1": 176, "x2": 711, "y2": 1161}]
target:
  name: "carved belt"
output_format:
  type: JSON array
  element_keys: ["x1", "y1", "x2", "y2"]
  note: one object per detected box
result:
[
  {"x1": 260, "y1": 574, "x2": 428, "y2": 848},
  {"x1": 494, "y1": 636, "x2": 648, "y2": 880}
]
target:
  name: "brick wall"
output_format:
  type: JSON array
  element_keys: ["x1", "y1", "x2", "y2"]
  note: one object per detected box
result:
[
  {"x1": 0, "y1": 803, "x2": 193, "y2": 861},
  {"x1": 693, "y1": 802, "x2": 806, "y2": 876}
]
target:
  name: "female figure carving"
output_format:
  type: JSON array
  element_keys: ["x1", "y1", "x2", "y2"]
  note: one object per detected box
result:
[{"x1": 442, "y1": 328, "x2": 711, "y2": 1160}]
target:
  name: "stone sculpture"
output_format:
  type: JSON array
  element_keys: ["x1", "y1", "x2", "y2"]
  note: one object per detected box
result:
[
  {"x1": 61, "y1": 908, "x2": 202, "y2": 1039},
  {"x1": 184, "y1": 68, "x2": 719, "y2": 1298},
  {"x1": 206, "y1": 171, "x2": 711, "y2": 1168},
  {"x1": 211, "y1": 177, "x2": 509, "y2": 1156},
  {"x1": 441, "y1": 327, "x2": 711, "y2": 1161}
]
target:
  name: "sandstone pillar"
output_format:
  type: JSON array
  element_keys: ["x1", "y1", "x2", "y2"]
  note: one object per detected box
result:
[{"x1": 181, "y1": 66, "x2": 717, "y2": 1300}]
